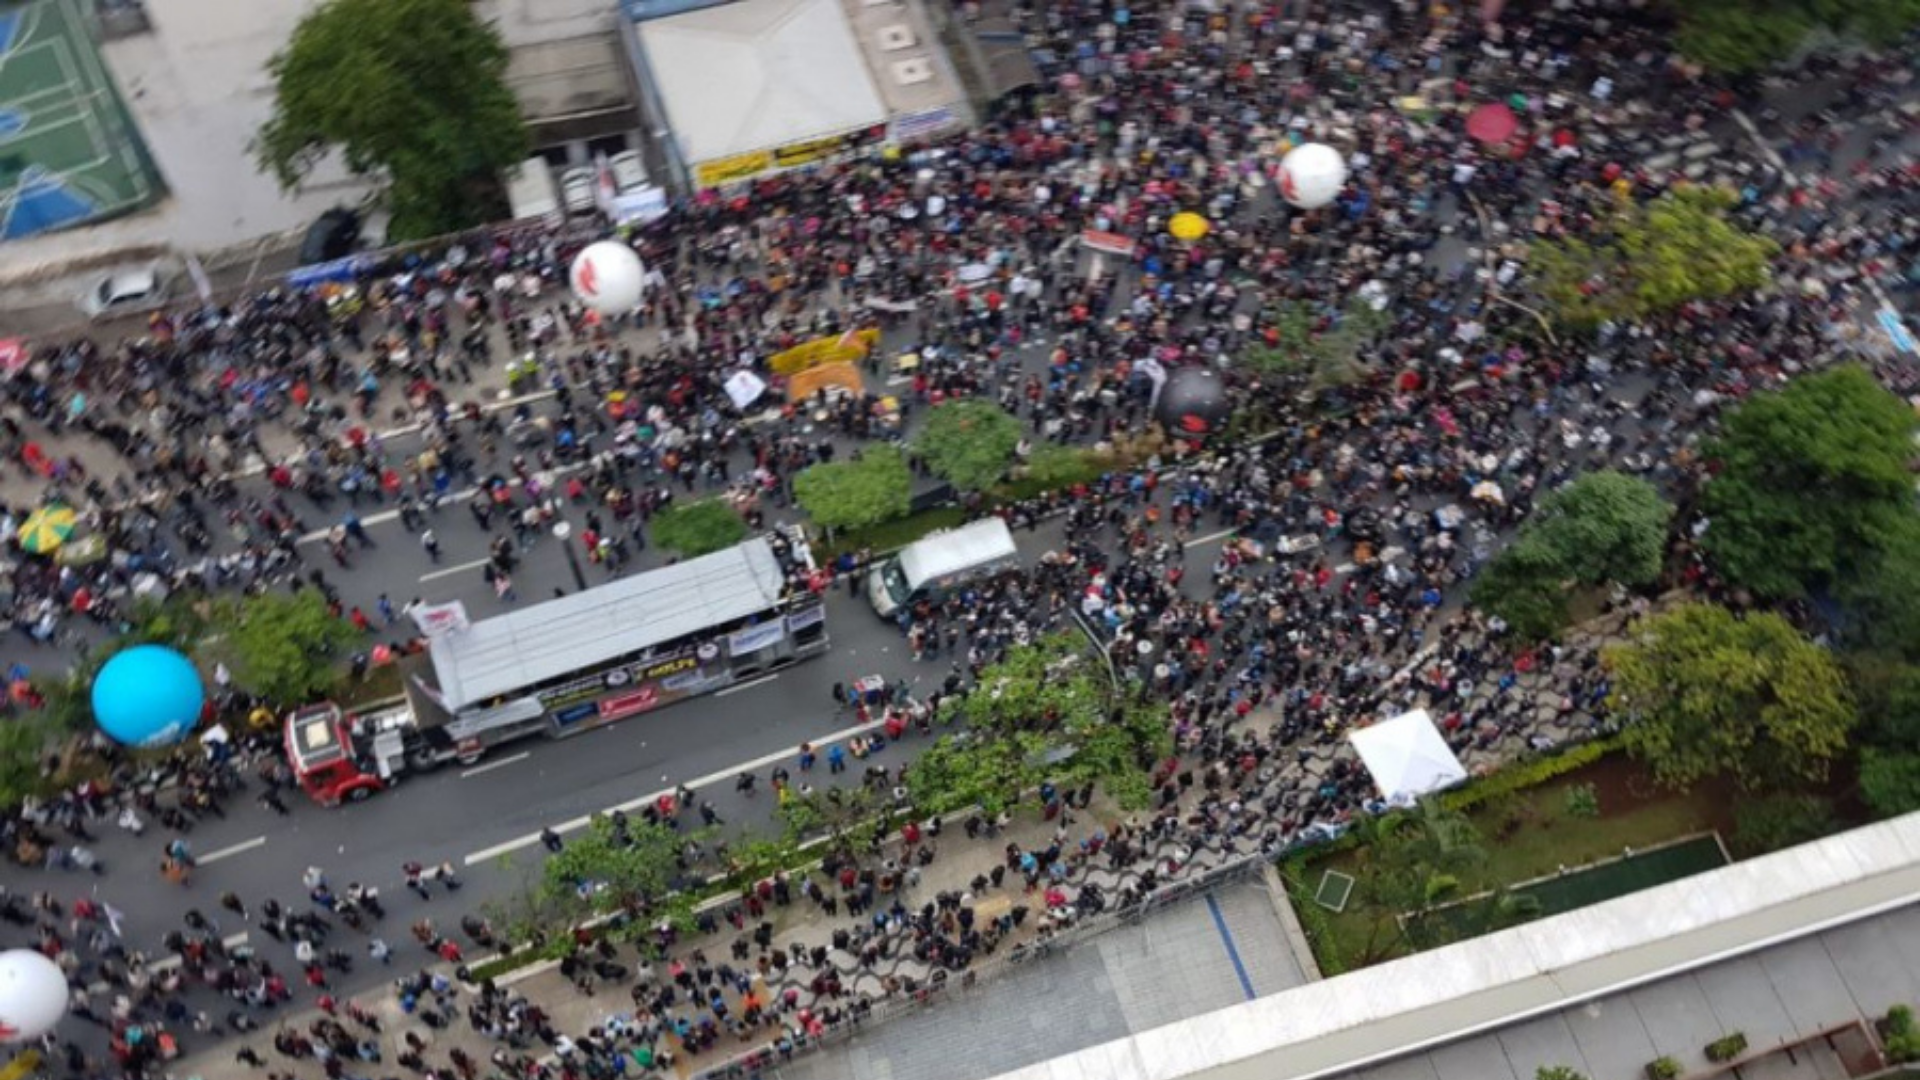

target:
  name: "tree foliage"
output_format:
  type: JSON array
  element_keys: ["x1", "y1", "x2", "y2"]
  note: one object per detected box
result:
[
  {"x1": 914, "y1": 400, "x2": 1024, "y2": 492},
  {"x1": 793, "y1": 446, "x2": 912, "y2": 531},
  {"x1": 257, "y1": 0, "x2": 528, "y2": 239},
  {"x1": 1699, "y1": 366, "x2": 1915, "y2": 599},
  {"x1": 209, "y1": 589, "x2": 360, "y2": 706},
  {"x1": 1674, "y1": 0, "x2": 1920, "y2": 73},
  {"x1": 1522, "y1": 471, "x2": 1672, "y2": 588},
  {"x1": 1241, "y1": 298, "x2": 1391, "y2": 388},
  {"x1": 1531, "y1": 187, "x2": 1776, "y2": 328},
  {"x1": 908, "y1": 637, "x2": 1170, "y2": 815},
  {"x1": 540, "y1": 814, "x2": 690, "y2": 918},
  {"x1": 778, "y1": 784, "x2": 888, "y2": 861},
  {"x1": 1860, "y1": 748, "x2": 1920, "y2": 819},
  {"x1": 650, "y1": 498, "x2": 747, "y2": 558},
  {"x1": 1604, "y1": 604, "x2": 1856, "y2": 791},
  {"x1": 1339, "y1": 804, "x2": 1539, "y2": 966},
  {"x1": 1472, "y1": 471, "x2": 1671, "y2": 641},
  {"x1": 0, "y1": 718, "x2": 53, "y2": 809}
]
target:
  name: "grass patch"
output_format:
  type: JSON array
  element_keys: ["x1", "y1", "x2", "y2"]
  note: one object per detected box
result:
[
  {"x1": 819, "y1": 506, "x2": 967, "y2": 560},
  {"x1": 1296, "y1": 753, "x2": 1733, "y2": 972}
]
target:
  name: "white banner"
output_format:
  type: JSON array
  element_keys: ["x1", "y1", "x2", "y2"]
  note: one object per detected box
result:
[
  {"x1": 410, "y1": 600, "x2": 470, "y2": 638},
  {"x1": 727, "y1": 621, "x2": 788, "y2": 656}
]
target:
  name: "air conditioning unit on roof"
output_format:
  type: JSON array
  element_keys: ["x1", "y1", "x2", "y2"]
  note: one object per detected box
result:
[{"x1": 876, "y1": 24, "x2": 915, "y2": 50}]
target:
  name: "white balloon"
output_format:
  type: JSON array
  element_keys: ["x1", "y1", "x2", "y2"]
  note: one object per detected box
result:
[
  {"x1": 0, "y1": 949, "x2": 68, "y2": 1042},
  {"x1": 1276, "y1": 143, "x2": 1349, "y2": 210},
  {"x1": 568, "y1": 241, "x2": 646, "y2": 316}
]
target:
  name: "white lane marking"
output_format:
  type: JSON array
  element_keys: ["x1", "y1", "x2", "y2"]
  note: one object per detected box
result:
[
  {"x1": 715, "y1": 673, "x2": 780, "y2": 698},
  {"x1": 462, "y1": 714, "x2": 889, "y2": 866},
  {"x1": 421, "y1": 556, "x2": 492, "y2": 582},
  {"x1": 1190, "y1": 527, "x2": 1237, "y2": 546},
  {"x1": 461, "y1": 751, "x2": 531, "y2": 779},
  {"x1": 198, "y1": 836, "x2": 267, "y2": 864}
]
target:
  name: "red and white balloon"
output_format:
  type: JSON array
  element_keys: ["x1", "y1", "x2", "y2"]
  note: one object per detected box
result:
[
  {"x1": 568, "y1": 241, "x2": 646, "y2": 316},
  {"x1": 1275, "y1": 143, "x2": 1348, "y2": 210},
  {"x1": 0, "y1": 949, "x2": 68, "y2": 1042}
]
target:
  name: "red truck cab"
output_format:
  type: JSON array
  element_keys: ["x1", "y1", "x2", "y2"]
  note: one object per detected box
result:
[{"x1": 286, "y1": 703, "x2": 385, "y2": 806}]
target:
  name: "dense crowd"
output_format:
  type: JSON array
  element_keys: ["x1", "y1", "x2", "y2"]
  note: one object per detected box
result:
[{"x1": 2, "y1": 0, "x2": 1918, "y2": 1077}]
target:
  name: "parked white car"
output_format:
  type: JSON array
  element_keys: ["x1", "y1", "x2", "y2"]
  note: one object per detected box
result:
[{"x1": 77, "y1": 265, "x2": 168, "y2": 320}]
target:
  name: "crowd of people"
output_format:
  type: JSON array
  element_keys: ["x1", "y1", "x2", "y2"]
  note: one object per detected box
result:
[{"x1": 2, "y1": 0, "x2": 1917, "y2": 1077}]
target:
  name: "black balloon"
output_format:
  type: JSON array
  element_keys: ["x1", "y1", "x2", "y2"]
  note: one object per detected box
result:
[{"x1": 1154, "y1": 366, "x2": 1230, "y2": 439}]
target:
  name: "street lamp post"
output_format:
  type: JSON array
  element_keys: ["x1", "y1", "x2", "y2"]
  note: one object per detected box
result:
[{"x1": 551, "y1": 520, "x2": 588, "y2": 593}]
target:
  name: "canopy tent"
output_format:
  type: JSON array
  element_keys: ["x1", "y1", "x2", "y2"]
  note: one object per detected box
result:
[
  {"x1": 1348, "y1": 709, "x2": 1467, "y2": 803},
  {"x1": 638, "y1": 0, "x2": 888, "y2": 170}
]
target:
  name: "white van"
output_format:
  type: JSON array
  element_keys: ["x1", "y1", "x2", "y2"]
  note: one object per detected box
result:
[{"x1": 868, "y1": 518, "x2": 1020, "y2": 619}]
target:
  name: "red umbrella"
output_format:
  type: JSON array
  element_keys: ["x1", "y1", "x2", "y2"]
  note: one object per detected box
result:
[{"x1": 1466, "y1": 102, "x2": 1518, "y2": 145}]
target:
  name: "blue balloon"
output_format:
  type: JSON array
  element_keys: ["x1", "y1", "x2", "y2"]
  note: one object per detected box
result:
[{"x1": 91, "y1": 645, "x2": 204, "y2": 748}]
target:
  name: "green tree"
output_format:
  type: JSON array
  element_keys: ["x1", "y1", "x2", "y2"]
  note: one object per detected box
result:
[
  {"x1": 257, "y1": 0, "x2": 529, "y2": 240},
  {"x1": 904, "y1": 732, "x2": 1046, "y2": 817},
  {"x1": 1470, "y1": 536, "x2": 1573, "y2": 641},
  {"x1": 1604, "y1": 604, "x2": 1856, "y2": 791},
  {"x1": 779, "y1": 784, "x2": 887, "y2": 861},
  {"x1": 1674, "y1": 0, "x2": 1920, "y2": 73},
  {"x1": 211, "y1": 590, "x2": 361, "y2": 706},
  {"x1": 1241, "y1": 299, "x2": 1391, "y2": 388},
  {"x1": 793, "y1": 446, "x2": 912, "y2": 532},
  {"x1": 1699, "y1": 366, "x2": 1915, "y2": 599},
  {"x1": 540, "y1": 814, "x2": 690, "y2": 918},
  {"x1": 1730, "y1": 792, "x2": 1839, "y2": 856},
  {"x1": 1861, "y1": 749, "x2": 1920, "y2": 819},
  {"x1": 915, "y1": 400, "x2": 1023, "y2": 492},
  {"x1": 1531, "y1": 187, "x2": 1776, "y2": 329},
  {"x1": 1340, "y1": 804, "x2": 1537, "y2": 964},
  {"x1": 1523, "y1": 471, "x2": 1672, "y2": 588},
  {"x1": 650, "y1": 498, "x2": 747, "y2": 558},
  {"x1": 0, "y1": 718, "x2": 53, "y2": 808}
]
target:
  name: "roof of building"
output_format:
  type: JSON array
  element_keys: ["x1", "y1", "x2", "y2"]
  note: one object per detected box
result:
[
  {"x1": 636, "y1": 0, "x2": 888, "y2": 165},
  {"x1": 426, "y1": 538, "x2": 786, "y2": 710}
]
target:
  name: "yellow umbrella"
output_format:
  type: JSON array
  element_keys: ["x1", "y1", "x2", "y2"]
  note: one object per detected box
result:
[
  {"x1": 1168, "y1": 211, "x2": 1210, "y2": 242},
  {"x1": 17, "y1": 505, "x2": 76, "y2": 554}
]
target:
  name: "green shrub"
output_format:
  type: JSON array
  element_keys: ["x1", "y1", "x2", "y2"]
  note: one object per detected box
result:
[
  {"x1": 1887, "y1": 1006, "x2": 1919, "y2": 1063},
  {"x1": 1536, "y1": 1067, "x2": 1588, "y2": 1080},
  {"x1": 1645, "y1": 1055, "x2": 1681, "y2": 1080},
  {"x1": 1731, "y1": 793, "x2": 1839, "y2": 858},
  {"x1": 1705, "y1": 1033, "x2": 1748, "y2": 1062},
  {"x1": 1564, "y1": 783, "x2": 1601, "y2": 819}
]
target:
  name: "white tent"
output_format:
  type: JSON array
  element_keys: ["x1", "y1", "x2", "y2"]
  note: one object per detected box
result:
[
  {"x1": 638, "y1": 0, "x2": 888, "y2": 168},
  {"x1": 1348, "y1": 709, "x2": 1467, "y2": 803}
]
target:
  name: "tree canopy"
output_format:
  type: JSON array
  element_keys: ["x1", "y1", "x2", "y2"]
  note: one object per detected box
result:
[
  {"x1": 1604, "y1": 604, "x2": 1856, "y2": 791},
  {"x1": 906, "y1": 636, "x2": 1170, "y2": 814},
  {"x1": 914, "y1": 400, "x2": 1024, "y2": 492},
  {"x1": 210, "y1": 589, "x2": 360, "y2": 706},
  {"x1": 1522, "y1": 471, "x2": 1672, "y2": 588},
  {"x1": 793, "y1": 446, "x2": 912, "y2": 532},
  {"x1": 257, "y1": 0, "x2": 528, "y2": 240},
  {"x1": 650, "y1": 498, "x2": 747, "y2": 558},
  {"x1": 1673, "y1": 0, "x2": 1920, "y2": 73},
  {"x1": 540, "y1": 814, "x2": 689, "y2": 918},
  {"x1": 1698, "y1": 365, "x2": 1916, "y2": 599},
  {"x1": 1530, "y1": 187, "x2": 1776, "y2": 329},
  {"x1": 1241, "y1": 298, "x2": 1391, "y2": 388},
  {"x1": 1333, "y1": 804, "x2": 1539, "y2": 966},
  {"x1": 1470, "y1": 471, "x2": 1671, "y2": 640}
]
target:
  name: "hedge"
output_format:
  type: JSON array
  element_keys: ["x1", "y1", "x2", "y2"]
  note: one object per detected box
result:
[{"x1": 1438, "y1": 736, "x2": 1624, "y2": 815}]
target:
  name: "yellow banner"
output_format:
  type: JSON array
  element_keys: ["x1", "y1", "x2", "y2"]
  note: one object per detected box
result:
[
  {"x1": 773, "y1": 135, "x2": 845, "y2": 170},
  {"x1": 769, "y1": 328, "x2": 879, "y2": 377},
  {"x1": 695, "y1": 151, "x2": 773, "y2": 188}
]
